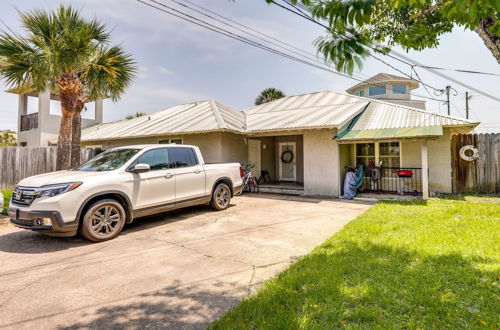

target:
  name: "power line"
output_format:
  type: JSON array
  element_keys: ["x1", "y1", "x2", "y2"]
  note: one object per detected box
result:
[
  {"x1": 274, "y1": 0, "x2": 500, "y2": 103},
  {"x1": 137, "y1": 0, "x2": 444, "y2": 103},
  {"x1": 273, "y1": 0, "x2": 435, "y2": 85},
  {"x1": 413, "y1": 65, "x2": 500, "y2": 77},
  {"x1": 169, "y1": 0, "x2": 440, "y2": 100}
]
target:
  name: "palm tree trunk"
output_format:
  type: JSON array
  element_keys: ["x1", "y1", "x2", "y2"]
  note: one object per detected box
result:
[
  {"x1": 70, "y1": 110, "x2": 82, "y2": 168},
  {"x1": 56, "y1": 106, "x2": 73, "y2": 171},
  {"x1": 475, "y1": 18, "x2": 500, "y2": 64}
]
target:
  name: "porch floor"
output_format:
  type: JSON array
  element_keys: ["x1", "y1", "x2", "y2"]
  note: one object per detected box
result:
[{"x1": 259, "y1": 182, "x2": 304, "y2": 196}]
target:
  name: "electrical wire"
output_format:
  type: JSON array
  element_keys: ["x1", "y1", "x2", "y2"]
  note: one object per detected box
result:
[
  {"x1": 274, "y1": 0, "x2": 500, "y2": 103},
  {"x1": 139, "y1": 0, "x2": 444, "y2": 103}
]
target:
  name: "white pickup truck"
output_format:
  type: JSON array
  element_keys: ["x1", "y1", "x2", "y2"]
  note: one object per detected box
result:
[{"x1": 8, "y1": 145, "x2": 243, "y2": 241}]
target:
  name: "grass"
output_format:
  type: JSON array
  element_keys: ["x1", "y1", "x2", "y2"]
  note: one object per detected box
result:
[
  {"x1": 210, "y1": 199, "x2": 500, "y2": 329},
  {"x1": 1, "y1": 190, "x2": 12, "y2": 215}
]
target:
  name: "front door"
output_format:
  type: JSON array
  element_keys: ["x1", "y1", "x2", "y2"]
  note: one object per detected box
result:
[
  {"x1": 248, "y1": 139, "x2": 261, "y2": 179},
  {"x1": 279, "y1": 142, "x2": 296, "y2": 181}
]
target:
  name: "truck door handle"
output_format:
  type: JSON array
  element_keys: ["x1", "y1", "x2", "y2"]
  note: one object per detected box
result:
[
  {"x1": 194, "y1": 169, "x2": 201, "y2": 174},
  {"x1": 165, "y1": 173, "x2": 174, "y2": 179}
]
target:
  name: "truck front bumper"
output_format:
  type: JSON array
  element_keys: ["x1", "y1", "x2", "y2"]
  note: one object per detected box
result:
[{"x1": 8, "y1": 208, "x2": 78, "y2": 237}]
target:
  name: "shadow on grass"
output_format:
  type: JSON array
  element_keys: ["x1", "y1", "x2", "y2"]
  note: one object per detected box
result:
[
  {"x1": 374, "y1": 199, "x2": 428, "y2": 206},
  {"x1": 212, "y1": 241, "x2": 499, "y2": 329}
]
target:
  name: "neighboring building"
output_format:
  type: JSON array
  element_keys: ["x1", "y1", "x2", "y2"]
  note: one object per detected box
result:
[
  {"x1": 81, "y1": 90, "x2": 478, "y2": 199},
  {"x1": 346, "y1": 73, "x2": 427, "y2": 110},
  {"x1": 7, "y1": 87, "x2": 104, "y2": 147}
]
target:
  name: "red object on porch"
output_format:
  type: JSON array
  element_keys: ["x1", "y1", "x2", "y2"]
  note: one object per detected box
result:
[{"x1": 396, "y1": 170, "x2": 413, "y2": 177}]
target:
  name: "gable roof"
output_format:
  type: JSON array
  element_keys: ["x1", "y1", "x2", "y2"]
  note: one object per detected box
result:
[
  {"x1": 243, "y1": 91, "x2": 369, "y2": 132},
  {"x1": 82, "y1": 100, "x2": 244, "y2": 141},
  {"x1": 335, "y1": 98, "x2": 477, "y2": 141},
  {"x1": 81, "y1": 91, "x2": 478, "y2": 142}
]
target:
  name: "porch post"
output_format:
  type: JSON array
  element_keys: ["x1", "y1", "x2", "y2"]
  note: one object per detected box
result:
[{"x1": 421, "y1": 140, "x2": 429, "y2": 199}]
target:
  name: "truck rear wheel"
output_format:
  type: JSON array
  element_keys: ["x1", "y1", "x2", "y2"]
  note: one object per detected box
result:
[
  {"x1": 79, "y1": 199, "x2": 126, "y2": 242},
  {"x1": 210, "y1": 183, "x2": 231, "y2": 211}
]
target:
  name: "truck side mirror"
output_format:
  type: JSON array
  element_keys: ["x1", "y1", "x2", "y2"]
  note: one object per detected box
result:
[{"x1": 131, "y1": 163, "x2": 150, "y2": 173}]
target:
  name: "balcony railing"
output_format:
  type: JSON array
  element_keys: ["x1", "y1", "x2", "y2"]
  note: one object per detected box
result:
[
  {"x1": 361, "y1": 167, "x2": 423, "y2": 195},
  {"x1": 20, "y1": 113, "x2": 38, "y2": 131}
]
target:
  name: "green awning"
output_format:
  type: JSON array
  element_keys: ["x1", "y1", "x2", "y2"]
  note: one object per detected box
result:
[{"x1": 334, "y1": 125, "x2": 443, "y2": 141}]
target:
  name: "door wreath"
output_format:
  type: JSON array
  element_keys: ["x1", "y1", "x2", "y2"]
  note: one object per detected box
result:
[
  {"x1": 459, "y1": 145, "x2": 479, "y2": 161},
  {"x1": 281, "y1": 150, "x2": 294, "y2": 163}
]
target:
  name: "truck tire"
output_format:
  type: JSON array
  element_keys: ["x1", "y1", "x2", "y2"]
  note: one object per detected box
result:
[
  {"x1": 210, "y1": 183, "x2": 231, "y2": 211},
  {"x1": 79, "y1": 199, "x2": 126, "y2": 242}
]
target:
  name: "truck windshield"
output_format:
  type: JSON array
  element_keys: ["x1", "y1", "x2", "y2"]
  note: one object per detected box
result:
[{"x1": 75, "y1": 149, "x2": 140, "y2": 171}]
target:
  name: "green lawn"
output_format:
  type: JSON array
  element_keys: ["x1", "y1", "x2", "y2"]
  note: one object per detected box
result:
[
  {"x1": 210, "y1": 199, "x2": 500, "y2": 329},
  {"x1": 1, "y1": 190, "x2": 12, "y2": 215}
]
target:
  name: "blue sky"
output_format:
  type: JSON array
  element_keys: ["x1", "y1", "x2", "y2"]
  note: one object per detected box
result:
[{"x1": 0, "y1": 0, "x2": 499, "y2": 132}]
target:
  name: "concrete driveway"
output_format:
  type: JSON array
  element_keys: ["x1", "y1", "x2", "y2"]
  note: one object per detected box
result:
[{"x1": 0, "y1": 194, "x2": 372, "y2": 329}]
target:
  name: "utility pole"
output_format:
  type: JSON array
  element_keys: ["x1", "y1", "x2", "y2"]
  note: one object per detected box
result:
[
  {"x1": 435, "y1": 85, "x2": 458, "y2": 116},
  {"x1": 465, "y1": 92, "x2": 472, "y2": 119},
  {"x1": 445, "y1": 86, "x2": 451, "y2": 115}
]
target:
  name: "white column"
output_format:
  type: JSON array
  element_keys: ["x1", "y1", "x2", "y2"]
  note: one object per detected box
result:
[
  {"x1": 95, "y1": 98, "x2": 104, "y2": 123},
  {"x1": 421, "y1": 140, "x2": 429, "y2": 199}
]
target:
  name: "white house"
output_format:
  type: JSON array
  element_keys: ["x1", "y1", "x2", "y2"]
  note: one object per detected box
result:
[
  {"x1": 8, "y1": 87, "x2": 104, "y2": 147},
  {"x1": 80, "y1": 74, "x2": 478, "y2": 199}
]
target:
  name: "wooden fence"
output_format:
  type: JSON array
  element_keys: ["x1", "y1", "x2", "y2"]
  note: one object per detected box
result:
[
  {"x1": 0, "y1": 147, "x2": 98, "y2": 190},
  {"x1": 451, "y1": 133, "x2": 500, "y2": 194}
]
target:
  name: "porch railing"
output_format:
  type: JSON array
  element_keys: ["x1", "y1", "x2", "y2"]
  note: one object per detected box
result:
[
  {"x1": 20, "y1": 113, "x2": 38, "y2": 131},
  {"x1": 361, "y1": 167, "x2": 423, "y2": 195}
]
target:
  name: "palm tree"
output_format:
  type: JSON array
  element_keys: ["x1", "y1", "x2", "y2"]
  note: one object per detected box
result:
[
  {"x1": 125, "y1": 112, "x2": 146, "y2": 120},
  {"x1": 0, "y1": 6, "x2": 136, "y2": 169},
  {"x1": 254, "y1": 88, "x2": 285, "y2": 106}
]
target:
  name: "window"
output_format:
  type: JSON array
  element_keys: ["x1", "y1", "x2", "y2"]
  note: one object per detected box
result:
[
  {"x1": 355, "y1": 90, "x2": 365, "y2": 97},
  {"x1": 355, "y1": 143, "x2": 375, "y2": 167},
  {"x1": 379, "y1": 142, "x2": 400, "y2": 167},
  {"x1": 168, "y1": 147, "x2": 198, "y2": 168},
  {"x1": 392, "y1": 84, "x2": 407, "y2": 94},
  {"x1": 77, "y1": 149, "x2": 140, "y2": 171},
  {"x1": 368, "y1": 85, "x2": 386, "y2": 96},
  {"x1": 159, "y1": 138, "x2": 183, "y2": 144},
  {"x1": 136, "y1": 148, "x2": 169, "y2": 171},
  {"x1": 355, "y1": 142, "x2": 401, "y2": 168}
]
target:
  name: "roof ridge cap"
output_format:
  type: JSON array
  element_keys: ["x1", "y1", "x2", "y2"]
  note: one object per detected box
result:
[{"x1": 209, "y1": 99, "x2": 227, "y2": 129}]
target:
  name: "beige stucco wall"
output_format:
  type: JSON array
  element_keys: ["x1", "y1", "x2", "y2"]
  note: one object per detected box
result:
[
  {"x1": 82, "y1": 132, "x2": 225, "y2": 163},
  {"x1": 401, "y1": 128, "x2": 453, "y2": 193},
  {"x1": 221, "y1": 132, "x2": 246, "y2": 163},
  {"x1": 303, "y1": 129, "x2": 340, "y2": 196}
]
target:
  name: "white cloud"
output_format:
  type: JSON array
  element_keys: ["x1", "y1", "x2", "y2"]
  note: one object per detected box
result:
[{"x1": 157, "y1": 66, "x2": 173, "y2": 75}]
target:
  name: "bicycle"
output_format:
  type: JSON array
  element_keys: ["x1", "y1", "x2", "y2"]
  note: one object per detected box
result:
[{"x1": 236, "y1": 163, "x2": 259, "y2": 195}]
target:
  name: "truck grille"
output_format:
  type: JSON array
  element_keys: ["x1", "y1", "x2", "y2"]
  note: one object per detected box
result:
[{"x1": 11, "y1": 188, "x2": 37, "y2": 207}]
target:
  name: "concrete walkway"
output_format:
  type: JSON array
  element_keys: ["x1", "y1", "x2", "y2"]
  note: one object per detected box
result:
[{"x1": 0, "y1": 194, "x2": 372, "y2": 329}]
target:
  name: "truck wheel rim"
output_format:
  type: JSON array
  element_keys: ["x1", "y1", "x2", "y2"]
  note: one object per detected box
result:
[
  {"x1": 90, "y1": 205, "x2": 121, "y2": 236},
  {"x1": 216, "y1": 186, "x2": 229, "y2": 208}
]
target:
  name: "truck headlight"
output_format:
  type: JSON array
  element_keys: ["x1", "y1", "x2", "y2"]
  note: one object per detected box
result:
[{"x1": 36, "y1": 182, "x2": 82, "y2": 198}]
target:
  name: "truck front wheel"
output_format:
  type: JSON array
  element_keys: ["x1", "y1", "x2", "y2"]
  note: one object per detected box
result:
[
  {"x1": 79, "y1": 199, "x2": 126, "y2": 242},
  {"x1": 210, "y1": 183, "x2": 231, "y2": 211}
]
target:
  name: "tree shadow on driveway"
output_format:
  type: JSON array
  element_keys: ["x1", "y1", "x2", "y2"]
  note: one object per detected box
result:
[{"x1": 58, "y1": 279, "x2": 243, "y2": 330}]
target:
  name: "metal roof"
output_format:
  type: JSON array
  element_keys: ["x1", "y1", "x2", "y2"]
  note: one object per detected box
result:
[
  {"x1": 335, "y1": 99, "x2": 478, "y2": 141},
  {"x1": 350, "y1": 100, "x2": 476, "y2": 130},
  {"x1": 81, "y1": 90, "x2": 478, "y2": 142},
  {"x1": 243, "y1": 91, "x2": 370, "y2": 132},
  {"x1": 82, "y1": 100, "x2": 244, "y2": 141}
]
